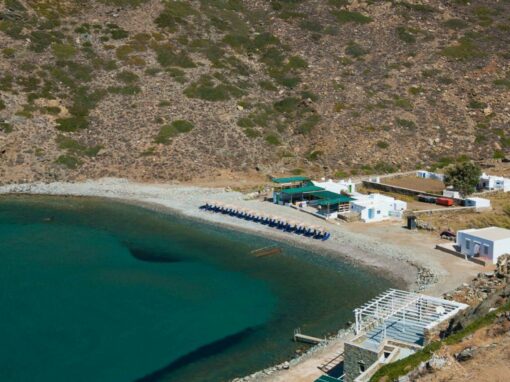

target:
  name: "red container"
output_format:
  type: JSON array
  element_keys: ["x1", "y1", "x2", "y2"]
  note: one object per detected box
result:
[{"x1": 436, "y1": 197, "x2": 454, "y2": 206}]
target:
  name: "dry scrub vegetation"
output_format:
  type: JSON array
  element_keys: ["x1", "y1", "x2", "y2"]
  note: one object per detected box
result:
[{"x1": 0, "y1": 0, "x2": 509, "y2": 183}]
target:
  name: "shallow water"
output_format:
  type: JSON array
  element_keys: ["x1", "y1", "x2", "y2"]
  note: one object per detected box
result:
[{"x1": 0, "y1": 196, "x2": 394, "y2": 381}]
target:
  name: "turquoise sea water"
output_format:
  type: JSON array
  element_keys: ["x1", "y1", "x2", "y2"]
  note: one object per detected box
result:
[{"x1": 0, "y1": 196, "x2": 394, "y2": 382}]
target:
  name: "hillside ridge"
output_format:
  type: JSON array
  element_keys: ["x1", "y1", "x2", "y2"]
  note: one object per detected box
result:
[{"x1": 0, "y1": 0, "x2": 509, "y2": 183}]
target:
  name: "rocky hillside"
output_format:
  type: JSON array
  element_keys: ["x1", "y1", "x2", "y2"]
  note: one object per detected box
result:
[{"x1": 0, "y1": 0, "x2": 509, "y2": 183}]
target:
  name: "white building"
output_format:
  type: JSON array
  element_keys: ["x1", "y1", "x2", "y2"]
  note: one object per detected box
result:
[
  {"x1": 312, "y1": 178, "x2": 356, "y2": 194},
  {"x1": 457, "y1": 227, "x2": 510, "y2": 264},
  {"x1": 464, "y1": 197, "x2": 491, "y2": 209},
  {"x1": 416, "y1": 170, "x2": 445, "y2": 182},
  {"x1": 350, "y1": 193, "x2": 407, "y2": 223},
  {"x1": 478, "y1": 173, "x2": 510, "y2": 192},
  {"x1": 443, "y1": 189, "x2": 461, "y2": 199}
]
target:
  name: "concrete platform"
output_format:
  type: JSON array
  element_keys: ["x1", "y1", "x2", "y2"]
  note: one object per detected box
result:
[{"x1": 435, "y1": 242, "x2": 489, "y2": 266}]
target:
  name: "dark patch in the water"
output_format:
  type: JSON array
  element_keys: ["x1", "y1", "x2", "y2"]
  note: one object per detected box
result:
[
  {"x1": 128, "y1": 248, "x2": 181, "y2": 263},
  {"x1": 136, "y1": 328, "x2": 257, "y2": 382}
]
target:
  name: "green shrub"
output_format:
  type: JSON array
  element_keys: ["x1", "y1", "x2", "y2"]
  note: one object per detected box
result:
[
  {"x1": 441, "y1": 37, "x2": 485, "y2": 60},
  {"x1": 171, "y1": 119, "x2": 194, "y2": 133},
  {"x1": 395, "y1": 118, "x2": 416, "y2": 129},
  {"x1": 166, "y1": 67, "x2": 186, "y2": 82},
  {"x1": 155, "y1": 45, "x2": 196, "y2": 68},
  {"x1": 45, "y1": 106, "x2": 61, "y2": 115},
  {"x1": 110, "y1": 28, "x2": 129, "y2": 40},
  {"x1": 444, "y1": 18, "x2": 468, "y2": 29},
  {"x1": 394, "y1": 96, "x2": 413, "y2": 110},
  {"x1": 259, "y1": 80, "x2": 278, "y2": 91},
  {"x1": 396, "y1": 27, "x2": 416, "y2": 43},
  {"x1": 154, "y1": 119, "x2": 194, "y2": 144},
  {"x1": 55, "y1": 116, "x2": 89, "y2": 132},
  {"x1": 307, "y1": 150, "x2": 323, "y2": 160},
  {"x1": 69, "y1": 88, "x2": 106, "y2": 116},
  {"x1": 55, "y1": 154, "x2": 82, "y2": 169},
  {"x1": 408, "y1": 86, "x2": 423, "y2": 95},
  {"x1": 287, "y1": 56, "x2": 308, "y2": 69},
  {"x1": 237, "y1": 118, "x2": 255, "y2": 128},
  {"x1": 377, "y1": 141, "x2": 389, "y2": 149},
  {"x1": 116, "y1": 70, "x2": 139, "y2": 84},
  {"x1": 275, "y1": 75, "x2": 300, "y2": 89},
  {"x1": 299, "y1": 19, "x2": 323, "y2": 33},
  {"x1": 298, "y1": 114, "x2": 320, "y2": 134},
  {"x1": 494, "y1": 150, "x2": 506, "y2": 159},
  {"x1": 155, "y1": 124, "x2": 178, "y2": 144},
  {"x1": 141, "y1": 147, "x2": 156, "y2": 156},
  {"x1": 494, "y1": 79, "x2": 510, "y2": 89},
  {"x1": 155, "y1": 1, "x2": 196, "y2": 31},
  {"x1": 51, "y1": 43, "x2": 76, "y2": 60},
  {"x1": 0, "y1": 99, "x2": 5, "y2": 110},
  {"x1": 260, "y1": 47, "x2": 285, "y2": 67},
  {"x1": 265, "y1": 134, "x2": 281, "y2": 145},
  {"x1": 145, "y1": 67, "x2": 162, "y2": 76},
  {"x1": 334, "y1": 170, "x2": 349, "y2": 178},
  {"x1": 301, "y1": 91, "x2": 319, "y2": 102},
  {"x1": 116, "y1": 45, "x2": 135, "y2": 60},
  {"x1": 56, "y1": 135, "x2": 101, "y2": 157},
  {"x1": 158, "y1": 100, "x2": 171, "y2": 107},
  {"x1": 2, "y1": 48, "x2": 16, "y2": 58},
  {"x1": 273, "y1": 97, "x2": 299, "y2": 113},
  {"x1": 184, "y1": 76, "x2": 240, "y2": 101},
  {"x1": 244, "y1": 128, "x2": 261, "y2": 138},
  {"x1": 0, "y1": 122, "x2": 13, "y2": 133},
  {"x1": 333, "y1": 10, "x2": 372, "y2": 24},
  {"x1": 468, "y1": 99, "x2": 487, "y2": 109},
  {"x1": 421, "y1": 68, "x2": 440, "y2": 78},
  {"x1": 345, "y1": 41, "x2": 368, "y2": 57}
]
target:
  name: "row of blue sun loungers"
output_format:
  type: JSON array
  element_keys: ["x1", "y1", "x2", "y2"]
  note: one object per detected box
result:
[{"x1": 199, "y1": 202, "x2": 331, "y2": 241}]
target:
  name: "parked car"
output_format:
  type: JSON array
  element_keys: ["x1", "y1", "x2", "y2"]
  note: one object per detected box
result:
[
  {"x1": 418, "y1": 194, "x2": 436, "y2": 203},
  {"x1": 440, "y1": 230, "x2": 456, "y2": 240},
  {"x1": 436, "y1": 197, "x2": 454, "y2": 207}
]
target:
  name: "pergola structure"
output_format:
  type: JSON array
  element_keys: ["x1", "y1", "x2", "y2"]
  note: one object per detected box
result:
[{"x1": 354, "y1": 289, "x2": 468, "y2": 345}]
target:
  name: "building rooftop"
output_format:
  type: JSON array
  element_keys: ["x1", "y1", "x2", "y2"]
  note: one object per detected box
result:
[
  {"x1": 271, "y1": 176, "x2": 310, "y2": 184},
  {"x1": 280, "y1": 185, "x2": 323, "y2": 195},
  {"x1": 461, "y1": 227, "x2": 510, "y2": 241}
]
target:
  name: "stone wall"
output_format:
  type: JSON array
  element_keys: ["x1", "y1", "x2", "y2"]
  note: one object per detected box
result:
[
  {"x1": 344, "y1": 341, "x2": 380, "y2": 382},
  {"x1": 440, "y1": 254, "x2": 510, "y2": 338}
]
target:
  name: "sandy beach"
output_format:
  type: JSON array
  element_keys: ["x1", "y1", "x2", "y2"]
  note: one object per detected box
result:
[
  {"x1": 0, "y1": 178, "x2": 484, "y2": 382},
  {"x1": 0, "y1": 178, "x2": 481, "y2": 293}
]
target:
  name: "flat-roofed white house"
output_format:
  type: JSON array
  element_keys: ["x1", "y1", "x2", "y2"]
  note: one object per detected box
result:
[
  {"x1": 312, "y1": 178, "x2": 356, "y2": 195},
  {"x1": 457, "y1": 227, "x2": 510, "y2": 264},
  {"x1": 478, "y1": 173, "x2": 510, "y2": 192},
  {"x1": 350, "y1": 193, "x2": 407, "y2": 223},
  {"x1": 416, "y1": 170, "x2": 445, "y2": 182}
]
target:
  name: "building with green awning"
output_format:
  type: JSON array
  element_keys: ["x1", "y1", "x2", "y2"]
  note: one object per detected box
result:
[{"x1": 271, "y1": 176, "x2": 310, "y2": 184}]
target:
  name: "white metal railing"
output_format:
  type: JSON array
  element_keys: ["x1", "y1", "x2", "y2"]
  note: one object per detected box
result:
[{"x1": 354, "y1": 289, "x2": 469, "y2": 340}]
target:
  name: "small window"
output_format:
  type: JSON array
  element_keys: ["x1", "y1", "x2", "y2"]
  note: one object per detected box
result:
[
  {"x1": 465, "y1": 239, "x2": 470, "y2": 250},
  {"x1": 358, "y1": 361, "x2": 365, "y2": 373},
  {"x1": 377, "y1": 210, "x2": 381, "y2": 214},
  {"x1": 484, "y1": 245, "x2": 489, "y2": 255},
  {"x1": 384, "y1": 351, "x2": 391, "y2": 359}
]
